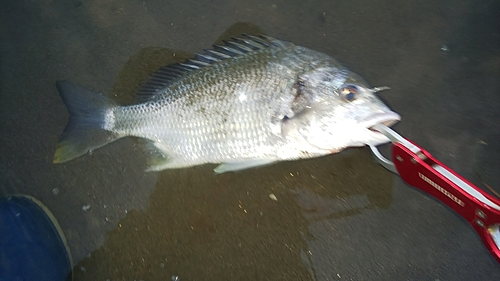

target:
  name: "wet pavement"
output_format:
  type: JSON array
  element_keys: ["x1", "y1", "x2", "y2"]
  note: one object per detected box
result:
[{"x1": 1, "y1": 0, "x2": 500, "y2": 280}]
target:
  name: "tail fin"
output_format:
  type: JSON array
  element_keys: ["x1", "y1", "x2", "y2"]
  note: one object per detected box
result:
[{"x1": 53, "y1": 81, "x2": 121, "y2": 163}]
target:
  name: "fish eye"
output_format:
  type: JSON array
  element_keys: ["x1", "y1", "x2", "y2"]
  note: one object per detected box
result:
[{"x1": 340, "y1": 84, "x2": 358, "y2": 102}]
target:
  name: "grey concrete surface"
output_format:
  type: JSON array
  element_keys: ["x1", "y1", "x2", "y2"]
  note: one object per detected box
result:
[{"x1": 1, "y1": 0, "x2": 499, "y2": 280}]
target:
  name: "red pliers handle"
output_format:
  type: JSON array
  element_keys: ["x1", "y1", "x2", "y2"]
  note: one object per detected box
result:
[{"x1": 369, "y1": 124, "x2": 500, "y2": 263}]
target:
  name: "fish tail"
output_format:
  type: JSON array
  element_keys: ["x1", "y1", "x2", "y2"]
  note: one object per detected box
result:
[{"x1": 53, "y1": 81, "x2": 121, "y2": 163}]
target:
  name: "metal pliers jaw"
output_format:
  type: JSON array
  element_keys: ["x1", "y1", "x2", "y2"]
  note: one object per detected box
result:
[
  {"x1": 368, "y1": 124, "x2": 500, "y2": 263},
  {"x1": 369, "y1": 123, "x2": 422, "y2": 173}
]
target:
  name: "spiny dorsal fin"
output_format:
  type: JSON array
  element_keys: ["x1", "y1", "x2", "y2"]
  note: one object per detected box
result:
[{"x1": 136, "y1": 35, "x2": 292, "y2": 101}]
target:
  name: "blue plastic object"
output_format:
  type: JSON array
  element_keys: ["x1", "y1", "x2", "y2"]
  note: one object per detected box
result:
[{"x1": 0, "y1": 195, "x2": 73, "y2": 281}]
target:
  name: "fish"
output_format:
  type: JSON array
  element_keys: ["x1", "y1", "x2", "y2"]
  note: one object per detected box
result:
[{"x1": 53, "y1": 35, "x2": 400, "y2": 173}]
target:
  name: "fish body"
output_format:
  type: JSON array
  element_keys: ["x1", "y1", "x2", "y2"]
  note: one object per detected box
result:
[{"x1": 54, "y1": 35, "x2": 400, "y2": 173}]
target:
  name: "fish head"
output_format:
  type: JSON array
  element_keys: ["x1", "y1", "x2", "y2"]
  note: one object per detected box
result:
[{"x1": 283, "y1": 66, "x2": 400, "y2": 153}]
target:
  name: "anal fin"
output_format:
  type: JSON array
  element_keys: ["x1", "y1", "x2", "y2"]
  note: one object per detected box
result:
[
  {"x1": 214, "y1": 159, "x2": 277, "y2": 174},
  {"x1": 140, "y1": 139, "x2": 176, "y2": 171}
]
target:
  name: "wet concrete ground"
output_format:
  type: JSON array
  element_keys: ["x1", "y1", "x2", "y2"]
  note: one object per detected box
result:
[{"x1": 1, "y1": 0, "x2": 500, "y2": 280}]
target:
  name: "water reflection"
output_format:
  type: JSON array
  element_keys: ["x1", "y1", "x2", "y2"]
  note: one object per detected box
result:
[{"x1": 74, "y1": 148, "x2": 392, "y2": 280}]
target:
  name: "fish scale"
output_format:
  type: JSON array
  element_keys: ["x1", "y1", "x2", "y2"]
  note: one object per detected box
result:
[
  {"x1": 53, "y1": 35, "x2": 400, "y2": 173},
  {"x1": 116, "y1": 49, "x2": 296, "y2": 161}
]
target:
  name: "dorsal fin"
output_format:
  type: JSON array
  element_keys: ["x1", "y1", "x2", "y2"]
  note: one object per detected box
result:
[{"x1": 136, "y1": 35, "x2": 291, "y2": 101}]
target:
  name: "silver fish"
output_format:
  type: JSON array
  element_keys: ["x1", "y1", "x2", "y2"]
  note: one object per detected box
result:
[{"x1": 54, "y1": 35, "x2": 400, "y2": 173}]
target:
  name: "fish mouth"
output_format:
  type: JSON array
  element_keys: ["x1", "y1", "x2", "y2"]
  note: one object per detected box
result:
[
  {"x1": 362, "y1": 112, "x2": 401, "y2": 140},
  {"x1": 364, "y1": 111, "x2": 400, "y2": 128}
]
